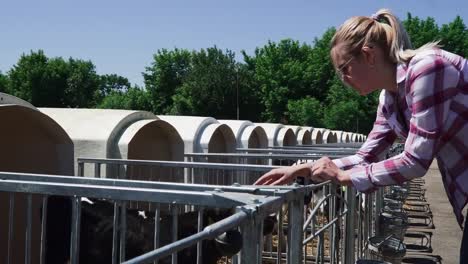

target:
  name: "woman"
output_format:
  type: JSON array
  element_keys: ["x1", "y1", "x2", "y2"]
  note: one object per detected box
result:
[{"x1": 254, "y1": 9, "x2": 468, "y2": 261}]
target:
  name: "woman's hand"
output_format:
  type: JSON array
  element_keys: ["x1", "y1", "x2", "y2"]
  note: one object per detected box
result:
[
  {"x1": 311, "y1": 157, "x2": 352, "y2": 186},
  {"x1": 254, "y1": 163, "x2": 311, "y2": 186}
]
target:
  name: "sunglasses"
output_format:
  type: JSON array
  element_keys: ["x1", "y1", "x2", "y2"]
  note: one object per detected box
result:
[{"x1": 335, "y1": 56, "x2": 355, "y2": 82}]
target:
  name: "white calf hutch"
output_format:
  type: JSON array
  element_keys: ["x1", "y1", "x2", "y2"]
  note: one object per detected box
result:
[{"x1": 0, "y1": 103, "x2": 74, "y2": 264}]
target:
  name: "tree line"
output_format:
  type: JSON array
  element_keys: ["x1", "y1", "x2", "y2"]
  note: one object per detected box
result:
[{"x1": 1, "y1": 13, "x2": 466, "y2": 134}]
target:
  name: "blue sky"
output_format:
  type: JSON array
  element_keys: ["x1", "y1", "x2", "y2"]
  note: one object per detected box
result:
[{"x1": 1, "y1": 0, "x2": 466, "y2": 86}]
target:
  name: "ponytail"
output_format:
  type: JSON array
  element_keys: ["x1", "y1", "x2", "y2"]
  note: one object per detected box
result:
[{"x1": 332, "y1": 8, "x2": 440, "y2": 64}]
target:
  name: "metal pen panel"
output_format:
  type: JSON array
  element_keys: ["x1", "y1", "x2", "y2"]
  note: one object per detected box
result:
[{"x1": 0, "y1": 140, "x2": 397, "y2": 264}]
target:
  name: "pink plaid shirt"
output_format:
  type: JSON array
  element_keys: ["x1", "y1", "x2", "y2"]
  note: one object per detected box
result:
[{"x1": 333, "y1": 48, "x2": 468, "y2": 227}]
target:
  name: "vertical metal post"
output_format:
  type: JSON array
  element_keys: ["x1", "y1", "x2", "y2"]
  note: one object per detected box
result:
[
  {"x1": 287, "y1": 192, "x2": 304, "y2": 264},
  {"x1": 340, "y1": 193, "x2": 346, "y2": 263},
  {"x1": 330, "y1": 185, "x2": 337, "y2": 264},
  {"x1": 277, "y1": 206, "x2": 284, "y2": 264},
  {"x1": 196, "y1": 207, "x2": 204, "y2": 264},
  {"x1": 25, "y1": 194, "x2": 33, "y2": 264},
  {"x1": 118, "y1": 163, "x2": 123, "y2": 180},
  {"x1": 375, "y1": 188, "x2": 383, "y2": 236},
  {"x1": 357, "y1": 193, "x2": 363, "y2": 258},
  {"x1": 185, "y1": 156, "x2": 192, "y2": 184},
  {"x1": 153, "y1": 204, "x2": 160, "y2": 264},
  {"x1": 232, "y1": 254, "x2": 239, "y2": 264},
  {"x1": 40, "y1": 196, "x2": 48, "y2": 264},
  {"x1": 344, "y1": 187, "x2": 356, "y2": 264},
  {"x1": 364, "y1": 194, "x2": 374, "y2": 258},
  {"x1": 239, "y1": 209, "x2": 260, "y2": 264},
  {"x1": 70, "y1": 196, "x2": 82, "y2": 264},
  {"x1": 95, "y1": 163, "x2": 101, "y2": 178},
  {"x1": 171, "y1": 205, "x2": 178, "y2": 264},
  {"x1": 257, "y1": 215, "x2": 264, "y2": 263},
  {"x1": 7, "y1": 193, "x2": 15, "y2": 264},
  {"x1": 112, "y1": 202, "x2": 120, "y2": 264},
  {"x1": 318, "y1": 232, "x2": 324, "y2": 264},
  {"x1": 120, "y1": 201, "x2": 127, "y2": 262},
  {"x1": 78, "y1": 162, "x2": 84, "y2": 177}
]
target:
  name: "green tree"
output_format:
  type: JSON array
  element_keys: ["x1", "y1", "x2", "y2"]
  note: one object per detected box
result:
[
  {"x1": 403, "y1": 14, "x2": 440, "y2": 49},
  {"x1": 242, "y1": 39, "x2": 316, "y2": 122},
  {"x1": 7, "y1": 50, "x2": 49, "y2": 105},
  {"x1": 439, "y1": 16, "x2": 468, "y2": 57},
  {"x1": 286, "y1": 97, "x2": 324, "y2": 127},
  {"x1": 7, "y1": 50, "x2": 101, "y2": 107},
  {"x1": 98, "y1": 87, "x2": 153, "y2": 111},
  {"x1": 403, "y1": 13, "x2": 468, "y2": 57},
  {"x1": 323, "y1": 100, "x2": 361, "y2": 132},
  {"x1": 41, "y1": 57, "x2": 69, "y2": 106},
  {"x1": 100, "y1": 74, "x2": 131, "y2": 94},
  {"x1": 323, "y1": 77, "x2": 379, "y2": 133},
  {"x1": 307, "y1": 28, "x2": 337, "y2": 101},
  {"x1": 0, "y1": 71, "x2": 8, "y2": 93},
  {"x1": 97, "y1": 74, "x2": 132, "y2": 103},
  {"x1": 235, "y1": 62, "x2": 263, "y2": 121},
  {"x1": 143, "y1": 48, "x2": 192, "y2": 114},
  {"x1": 64, "y1": 58, "x2": 100, "y2": 107},
  {"x1": 170, "y1": 47, "x2": 238, "y2": 119}
]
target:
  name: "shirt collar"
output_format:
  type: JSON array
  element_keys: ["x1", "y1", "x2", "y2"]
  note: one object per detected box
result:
[{"x1": 396, "y1": 63, "x2": 407, "y2": 84}]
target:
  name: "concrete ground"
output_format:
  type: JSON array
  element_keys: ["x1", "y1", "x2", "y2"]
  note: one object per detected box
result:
[{"x1": 406, "y1": 164, "x2": 463, "y2": 264}]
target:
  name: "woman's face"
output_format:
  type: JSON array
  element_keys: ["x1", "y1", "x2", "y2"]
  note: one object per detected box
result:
[{"x1": 332, "y1": 45, "x2": 380, "y2": 95}]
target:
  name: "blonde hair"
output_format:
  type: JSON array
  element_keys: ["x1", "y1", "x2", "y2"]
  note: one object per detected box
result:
[{"x1": 331, "y1": 9, "x2": 440, "y2": 64}]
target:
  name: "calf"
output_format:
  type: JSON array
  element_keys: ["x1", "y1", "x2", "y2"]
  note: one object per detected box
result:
[{"x1": 44, "y1": 196, "x2": 242, "y2": 264}]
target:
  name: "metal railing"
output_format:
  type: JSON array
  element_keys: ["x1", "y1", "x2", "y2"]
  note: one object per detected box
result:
[
  {"x1": 236, "y1": 143, "x2": 362, "y2": 157},
  {"x1": 184, "y1": 144, "x2": 382, "y2": 263},
  {"x1": 236, "y1": 147, "x2": 356, "y2": 156},
  {"x1": 184, "y1": 152, "x2": 344, "y2": 166},
  {"x1": 0, "y1": 142, "x2": 384, "y2": 264},
  {"x1": 77, "y1": 156, "x2": 378, "y2": 263},
  {"x1": 0, "y1": 171, "x2": 295, "y2": 264}
]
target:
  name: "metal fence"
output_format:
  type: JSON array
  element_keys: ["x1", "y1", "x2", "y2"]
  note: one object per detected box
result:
[
  {"x1": 0, "y1": 142, "x2": 388, "y2": 264},
  {"x1": 183, "y1": 143, "x2": 383, "y2": 263},
  {"x1": 0, "y1": 171, "x2": 301, "y2": 264},
  {"x1": 236, "y1": 144, "x2": 362, "y2": 157},
  {"x1": 185, "y1": 152, "x2": 345, "y2": 167},
  {"x1": 77, "y1": 156, "x2": 378, "y2": 263}
]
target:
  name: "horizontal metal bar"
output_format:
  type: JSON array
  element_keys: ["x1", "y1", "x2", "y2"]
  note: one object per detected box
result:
[
  {"x1": 0, "y1": 171, "x2": 327, "y2": 204},
  {"x1": 236, "y1": 148, "x2": 356, "y2": 155},
  {"x1": 0, "y1": 172, "x2": 301, "y2": 197},
  {"x1": 184, "y1": 153, "x2": 343, "y2": 160},
  {"x1": 262, "y1": 252, "x2": 332, "y2": 263},
  {"x1": 0, "y1": 178, "x2": 261, "y2": 208},
  {"x1": 123, "y1": 211, "x2": 249, "y2": 264},
  {"x1": 270, "y1": 143, "x2": 362, "y2": 149},
  {"x1": 77, "y1": 158, "x2": 279, "y2": 172}
]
